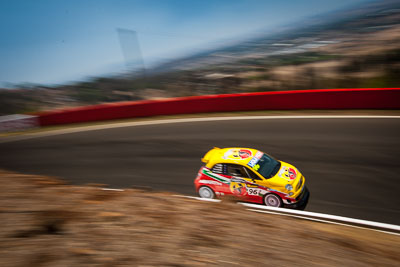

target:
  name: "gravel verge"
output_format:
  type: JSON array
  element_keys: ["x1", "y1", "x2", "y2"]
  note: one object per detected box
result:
[{"x1": 1, "y1": 169, "x2": 399, "y2": 266}]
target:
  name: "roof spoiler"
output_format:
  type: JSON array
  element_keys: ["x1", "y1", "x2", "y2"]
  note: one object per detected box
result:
[{"x1": 201, "y1": 147, "x2": 220, "y2": 163}]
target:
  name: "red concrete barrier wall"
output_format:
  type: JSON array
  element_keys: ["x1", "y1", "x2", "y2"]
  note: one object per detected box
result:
[{"x1": 38, "y1": 88, "x2": 400, "y2": 126}]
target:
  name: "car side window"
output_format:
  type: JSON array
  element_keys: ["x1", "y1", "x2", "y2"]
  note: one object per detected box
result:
[
  {"x1": 225, "y1": 164, "x2": 249, "y2": 178},
  {"x1": 245, "y1": 167, "x2": 262, "y2": 180},
  {"x1": 226, "y1": 164, "x2": 244, "y2": 177}
]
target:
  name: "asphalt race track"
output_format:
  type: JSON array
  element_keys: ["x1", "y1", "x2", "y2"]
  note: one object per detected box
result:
[{"x1": 0, "y1": 117, "x2": 399, "y2": 225}]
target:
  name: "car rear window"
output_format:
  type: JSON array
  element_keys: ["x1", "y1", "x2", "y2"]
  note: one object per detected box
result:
[{"x1": 211, "y1": 163, "x2": 224, "y2": 174}]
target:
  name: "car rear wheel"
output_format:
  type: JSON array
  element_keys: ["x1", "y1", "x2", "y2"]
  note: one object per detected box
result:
[
  {"x1": 264, "y1": 193, "x2": 282, "y2": 207},
  {"x1": 198, "y1": 186, "x2": 215, "y2": 199}
]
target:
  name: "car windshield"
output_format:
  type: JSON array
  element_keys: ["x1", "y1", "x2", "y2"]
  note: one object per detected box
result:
[{"x1": 255, "y1": 154, "x2": 281, "y2": 179}]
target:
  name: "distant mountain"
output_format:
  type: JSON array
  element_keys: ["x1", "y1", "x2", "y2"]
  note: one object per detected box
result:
[
  {"x1": 2, "y1": 0, "x2": 400, "y2": 115},
  {"x1": 148, "y1": 0, "x2": 400, "y2": 74}
]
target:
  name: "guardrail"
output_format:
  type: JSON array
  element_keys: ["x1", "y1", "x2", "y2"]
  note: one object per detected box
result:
[
  {"x1": 38, "y1": 88, "x2": 400, "y2": 126},
  {"x1": 0, "y1": 114, "x2": 39, "y2": 133}
]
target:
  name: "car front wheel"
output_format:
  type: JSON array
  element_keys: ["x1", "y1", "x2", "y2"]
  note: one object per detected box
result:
[
  {"x1": 198, "y1": 186, "x2": 215, "y2": 199},
  {"x1": 264, "y1": 193, "x2": 282, "y2": 207}
]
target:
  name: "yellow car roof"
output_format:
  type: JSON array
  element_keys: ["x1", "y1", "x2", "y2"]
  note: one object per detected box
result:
[{"x1": 202, "y1": 147, "x2": 261, "y2": 168}]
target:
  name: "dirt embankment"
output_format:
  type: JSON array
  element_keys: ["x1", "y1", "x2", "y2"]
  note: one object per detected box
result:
[{"x1": 1, "y1": 169, "x2": 399, "y2": 266}]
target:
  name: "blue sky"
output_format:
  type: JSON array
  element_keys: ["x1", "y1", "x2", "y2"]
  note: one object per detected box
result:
[{"x1": 0, "y1": 0, "x2": 370, "y2": 87}]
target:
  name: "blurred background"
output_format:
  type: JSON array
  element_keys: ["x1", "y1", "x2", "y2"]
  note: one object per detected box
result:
[{"x1": 1, "y1": 0, "x2": 400, "y2": 115}]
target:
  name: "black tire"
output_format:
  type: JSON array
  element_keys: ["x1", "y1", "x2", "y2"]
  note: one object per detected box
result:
[
  {"x1": 263, "y1": 193, "x2": 283, "y2": 207},
  {"x1": 198, "y1": 186, "x2": 215, "y2": 199}
]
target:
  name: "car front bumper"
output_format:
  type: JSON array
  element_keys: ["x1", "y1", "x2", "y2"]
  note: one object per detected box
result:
[{"x1": 284, "y1": 186, "x2": 310, "y2": 210}]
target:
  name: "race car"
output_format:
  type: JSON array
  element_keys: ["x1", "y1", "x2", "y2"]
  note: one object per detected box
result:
[{"x1": 194, "y1": 147, "x2": 309, "y2": 209}]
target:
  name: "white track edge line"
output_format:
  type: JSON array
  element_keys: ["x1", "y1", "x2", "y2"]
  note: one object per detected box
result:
[
  {"x1": 1, "y1": 115, "x2": 399, "y2": 143},
  {"x1": 240, "y1": 202, "x2": 400, "y2": 231},
  {"x1": 174, "y1": 195, "x2": 400, "y2": 234},
  {"x1": 247, "y1": 209, "x2": 400, "y2": 236},
  {"x1": 101, "y1": 188, "x2": 125, "y2": 192},
  {"x1": 173, "y1": 195, "x2": 221, "y2": 202}
]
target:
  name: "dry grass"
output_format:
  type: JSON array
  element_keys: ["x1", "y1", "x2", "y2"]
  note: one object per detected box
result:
[{"x1": 1, "y1": 169, "x2": 399, "y2": 266}]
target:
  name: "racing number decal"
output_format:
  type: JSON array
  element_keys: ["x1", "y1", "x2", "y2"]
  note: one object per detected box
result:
[
  {"x1": 231, "y1": 182, "x2": 262, "y2": 196},
  {"x1": 247, "y1": 188, "x2": 261, "y2": 196}
]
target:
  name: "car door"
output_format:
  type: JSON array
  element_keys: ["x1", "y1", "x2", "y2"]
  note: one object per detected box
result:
[{"x1": 225, "y1": 164, "x2": 264, "y2": 203}]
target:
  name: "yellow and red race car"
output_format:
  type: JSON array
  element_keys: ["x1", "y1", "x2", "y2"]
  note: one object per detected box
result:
[{"x1": 194, "y1": 147, "x2": 309, "y2": 209}]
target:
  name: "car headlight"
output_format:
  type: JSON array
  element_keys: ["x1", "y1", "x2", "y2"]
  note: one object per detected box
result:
[{"x1": 285, "y1": 184, "x2": 293, "y2": 191}]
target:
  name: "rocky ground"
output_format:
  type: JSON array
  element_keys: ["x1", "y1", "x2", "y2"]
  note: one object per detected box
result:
[{"x1": 1, "y1": 169, "x2": 399, "y2": 266}]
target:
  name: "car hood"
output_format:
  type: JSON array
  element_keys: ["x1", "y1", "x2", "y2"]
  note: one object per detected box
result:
[{"x1": 268, "y1": 161, "x2": 300, "y2": 186}]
